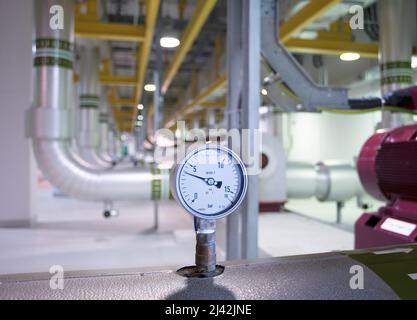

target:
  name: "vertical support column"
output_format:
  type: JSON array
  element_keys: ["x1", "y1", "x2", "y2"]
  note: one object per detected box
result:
[
  {"x1": 240, "y1": 0, "x2": 260, "y2": 259},
  {"x1": 226, "y1": 0, "x2": 243, "y2": 260},
  {"x1": 152, "y1": 8, "x2": 164, "y2": 231},
  {"x1": 153, "y1": 7, "x2": 163, "y2": 136},
  {"x1": 378, "y1": 0, "x2": 414, "y2": 128},
  {"x1": 0, "y1": 0, "x2": 36, "y2": 227}
]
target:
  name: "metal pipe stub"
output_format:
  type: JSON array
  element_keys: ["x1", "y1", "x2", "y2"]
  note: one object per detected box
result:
[{"x1": 176, "y1": 219, "x2": 225, "y2": 278}]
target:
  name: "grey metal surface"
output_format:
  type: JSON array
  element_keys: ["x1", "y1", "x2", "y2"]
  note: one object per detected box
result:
[
  {"x1": 0, "y1": 252, "x2": 398, "y2": 300},
  {"x1": 261, "y1": 0, "x2": 349, "y2": 111}
]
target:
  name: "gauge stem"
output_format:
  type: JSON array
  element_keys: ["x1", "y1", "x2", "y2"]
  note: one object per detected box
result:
[{"x1": 195, "y1": 218, "x2": 217, "y2": 275}]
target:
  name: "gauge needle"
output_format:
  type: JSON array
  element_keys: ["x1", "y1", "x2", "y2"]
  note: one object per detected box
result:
[{"x1": 184, "y1": 172, "x2": 222, "y2": 189}]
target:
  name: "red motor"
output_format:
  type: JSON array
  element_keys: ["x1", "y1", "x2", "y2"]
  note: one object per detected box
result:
[{"x1": 356, "y1": 124, "x2": 417, "y2": 248}]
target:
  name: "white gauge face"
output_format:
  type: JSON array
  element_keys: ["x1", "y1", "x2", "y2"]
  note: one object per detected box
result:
[{"x1": 174, "y1": 145, "x2": 248, "y2": 220}]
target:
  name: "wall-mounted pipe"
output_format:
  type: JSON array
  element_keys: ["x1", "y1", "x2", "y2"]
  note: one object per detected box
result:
[
  {"x1": 28, "y1": 0, "x2": 168, "y2": 202},
  {"x1": 285, "y1": 161, "x2": 364, "y2": 202}
]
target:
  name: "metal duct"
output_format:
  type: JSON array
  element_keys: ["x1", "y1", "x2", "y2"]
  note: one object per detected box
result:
[
  {"x1": 77, "y1": 44, "x2": 111, "y2": 167},
  {"x1": 260, "y1": 0, "x2": 349, "y2": 112},
  {"x1": 285, "y1": 162, "x2": 364, "y2": 202},
  {"x1": 378, "y1": 0, "x2": 414, "y2": 128},
  {"x1": 1, "y1": 246, "x2": 409, "y2": 299},
  {"x1": 286, "y1": 162, "x2": 317, "y2": 199},
  {"x1": 28, "y1": 0, "x2": 168, "y2": 202}
]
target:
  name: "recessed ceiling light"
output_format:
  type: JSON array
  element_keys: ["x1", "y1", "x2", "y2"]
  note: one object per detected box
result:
[
  {"x1": 261, "y1": 89, "x2": 268, "y2": 96},
  {"x1": 340, "y1": 52, "x2": 360, "y2": 61},
  {"x1": 144, "y1": 84, "x2": 156, "y2": 92},
  {"x1": 160, "y1": 36, "x2": 180, "y2": 48},
  {"x1": 137, "y1": 104, "x2": 144, "y2": 110}
]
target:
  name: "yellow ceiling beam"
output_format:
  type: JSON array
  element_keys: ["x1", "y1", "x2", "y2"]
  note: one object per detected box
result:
[
  {"x1": 132, "y1": 0, "x2": 160, "y2": 131},
  {"x1": 285, "y1": 38, "x2": 379, "y2": 59},
  {"x1": 109, "y1": 97, "x2": 137, "y2": 107},
  {"x1": 75, "y1": 20, "x2": 146, "y2": 42},
  {"x1": 134, "y1": 0, "x2": 160, "y2": 103},
  {"x1": 161, "y1": 0, "x2": 217, "y2": 94},
  {"x1": 100, "y1": 75, "x2": 137, "y2": 86},
  {"x1": 280, "y1": 0, "x2": 342, "y2": 43},
  {"x1": 75, "y1": 0, "x2": 97, "y2": 21},
  {"x1": 201, "y1": 98, "x2": 226, "y2": 108},
  {"x1": 183, "y1": 109, "x2": 206, "y2": 120},
  {"x1": 165, "y1": 74, "x2": 227, "y2": 128},
  {"x1": 74, "y1": 73, "x2": 137, "y2": 86}
]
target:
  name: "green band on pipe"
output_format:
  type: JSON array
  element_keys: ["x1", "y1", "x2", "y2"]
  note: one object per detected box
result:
[
  {"x1": 80, "y1": 104, "x2": 99, "y2": 109},
  {"x1": 79, "y1": 95, "x2": 99, "y2": 109},
  {"x1": 34, "y1": 56, "x2": 73, "y2": 69},
  {"x1": 380, "y1": 61, "x2": 412, "y2": 70},
  {"x1": 34, "y1": 38, "x2": 74, "y2": 69},
  {"x1": 151, "y1": 163, "x2": 162, "y2": 201},
  {"x1": 381, "y1": 76, "x2": 413, "y2": 85},
  {"x1": 35, "y1": 38, "x2": 73, "y2": 51}
]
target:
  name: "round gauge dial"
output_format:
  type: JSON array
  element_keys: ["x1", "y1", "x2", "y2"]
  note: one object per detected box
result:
[{"x1": 171, "y1": 144, "x2": 248, "y2": 220}]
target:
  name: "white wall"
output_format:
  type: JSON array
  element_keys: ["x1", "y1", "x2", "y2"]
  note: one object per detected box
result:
[
  {"x1": 0, "y1": 0, "x2": 36, "y2": 226},
  {"x1": 285, "y1": 112, "x2": 381, "y2": 164}
]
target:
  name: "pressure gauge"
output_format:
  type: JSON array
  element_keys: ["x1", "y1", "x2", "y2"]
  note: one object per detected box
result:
[{"x1": 171, "y1": 144, "x2": 248, "y2": 220}]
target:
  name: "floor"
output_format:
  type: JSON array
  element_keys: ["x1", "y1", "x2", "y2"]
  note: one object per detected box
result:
[{"x1": 0, "y1": 185, "x2": 355, "y2": 275}]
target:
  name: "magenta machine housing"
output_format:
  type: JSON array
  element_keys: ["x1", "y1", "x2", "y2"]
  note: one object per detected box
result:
[{"x1": 356, "y1": 124, "x2": 417, "y2": 248}]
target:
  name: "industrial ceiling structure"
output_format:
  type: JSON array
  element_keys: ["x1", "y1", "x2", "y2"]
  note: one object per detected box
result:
[{"x1": 73, "y1": 0, "x2": 379, "y2": 132}]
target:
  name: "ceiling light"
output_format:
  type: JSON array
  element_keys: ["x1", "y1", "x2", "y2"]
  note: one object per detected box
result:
[
  {"x1": 340, "y1": 52, "x2": 360, "y2": 61},
  {"x1": 144, "y1": 84, "x2": 156, "y2": 92},
  {"x1": 137, "y1": 115, "x2": 144, "y2": 120},
  {"x1": 261, "y1": 89, "x2": 268, "y2": 96},
  {"x1": 160, "y1": 36, "x2": 180, "y2": 48},
  {"x1": 137, "y1": 104, "x2": 144, "y2": 110}
]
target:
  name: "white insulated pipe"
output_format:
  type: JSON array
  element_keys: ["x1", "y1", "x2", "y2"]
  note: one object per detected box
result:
[
  {"x1": 285, "y1": 162, "x2": 364, "y2": 202},
  {"x1": 77, "y1": 44, "x2": 111, "y2": 167},
  {"x1": 98, "y1": 88, "x2": 114, "y2": 163},
  {"x1": 378, "y1": 0, "x2": 414, "y2": 128},
  {"x1": 28, "y1": 0, "x2": 168, "y2": 202}
]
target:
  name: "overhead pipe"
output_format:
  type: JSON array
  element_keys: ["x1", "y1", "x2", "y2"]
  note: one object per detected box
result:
[
  {"x1": 28, "y1": 0, "x2": 168, "y2": 202},
  {"x1": 260, "y1": 0, "x2": 349, "y2": 112},
  {"x1": 378, "y1": 0, "x2": 414, "y2": 128}
]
